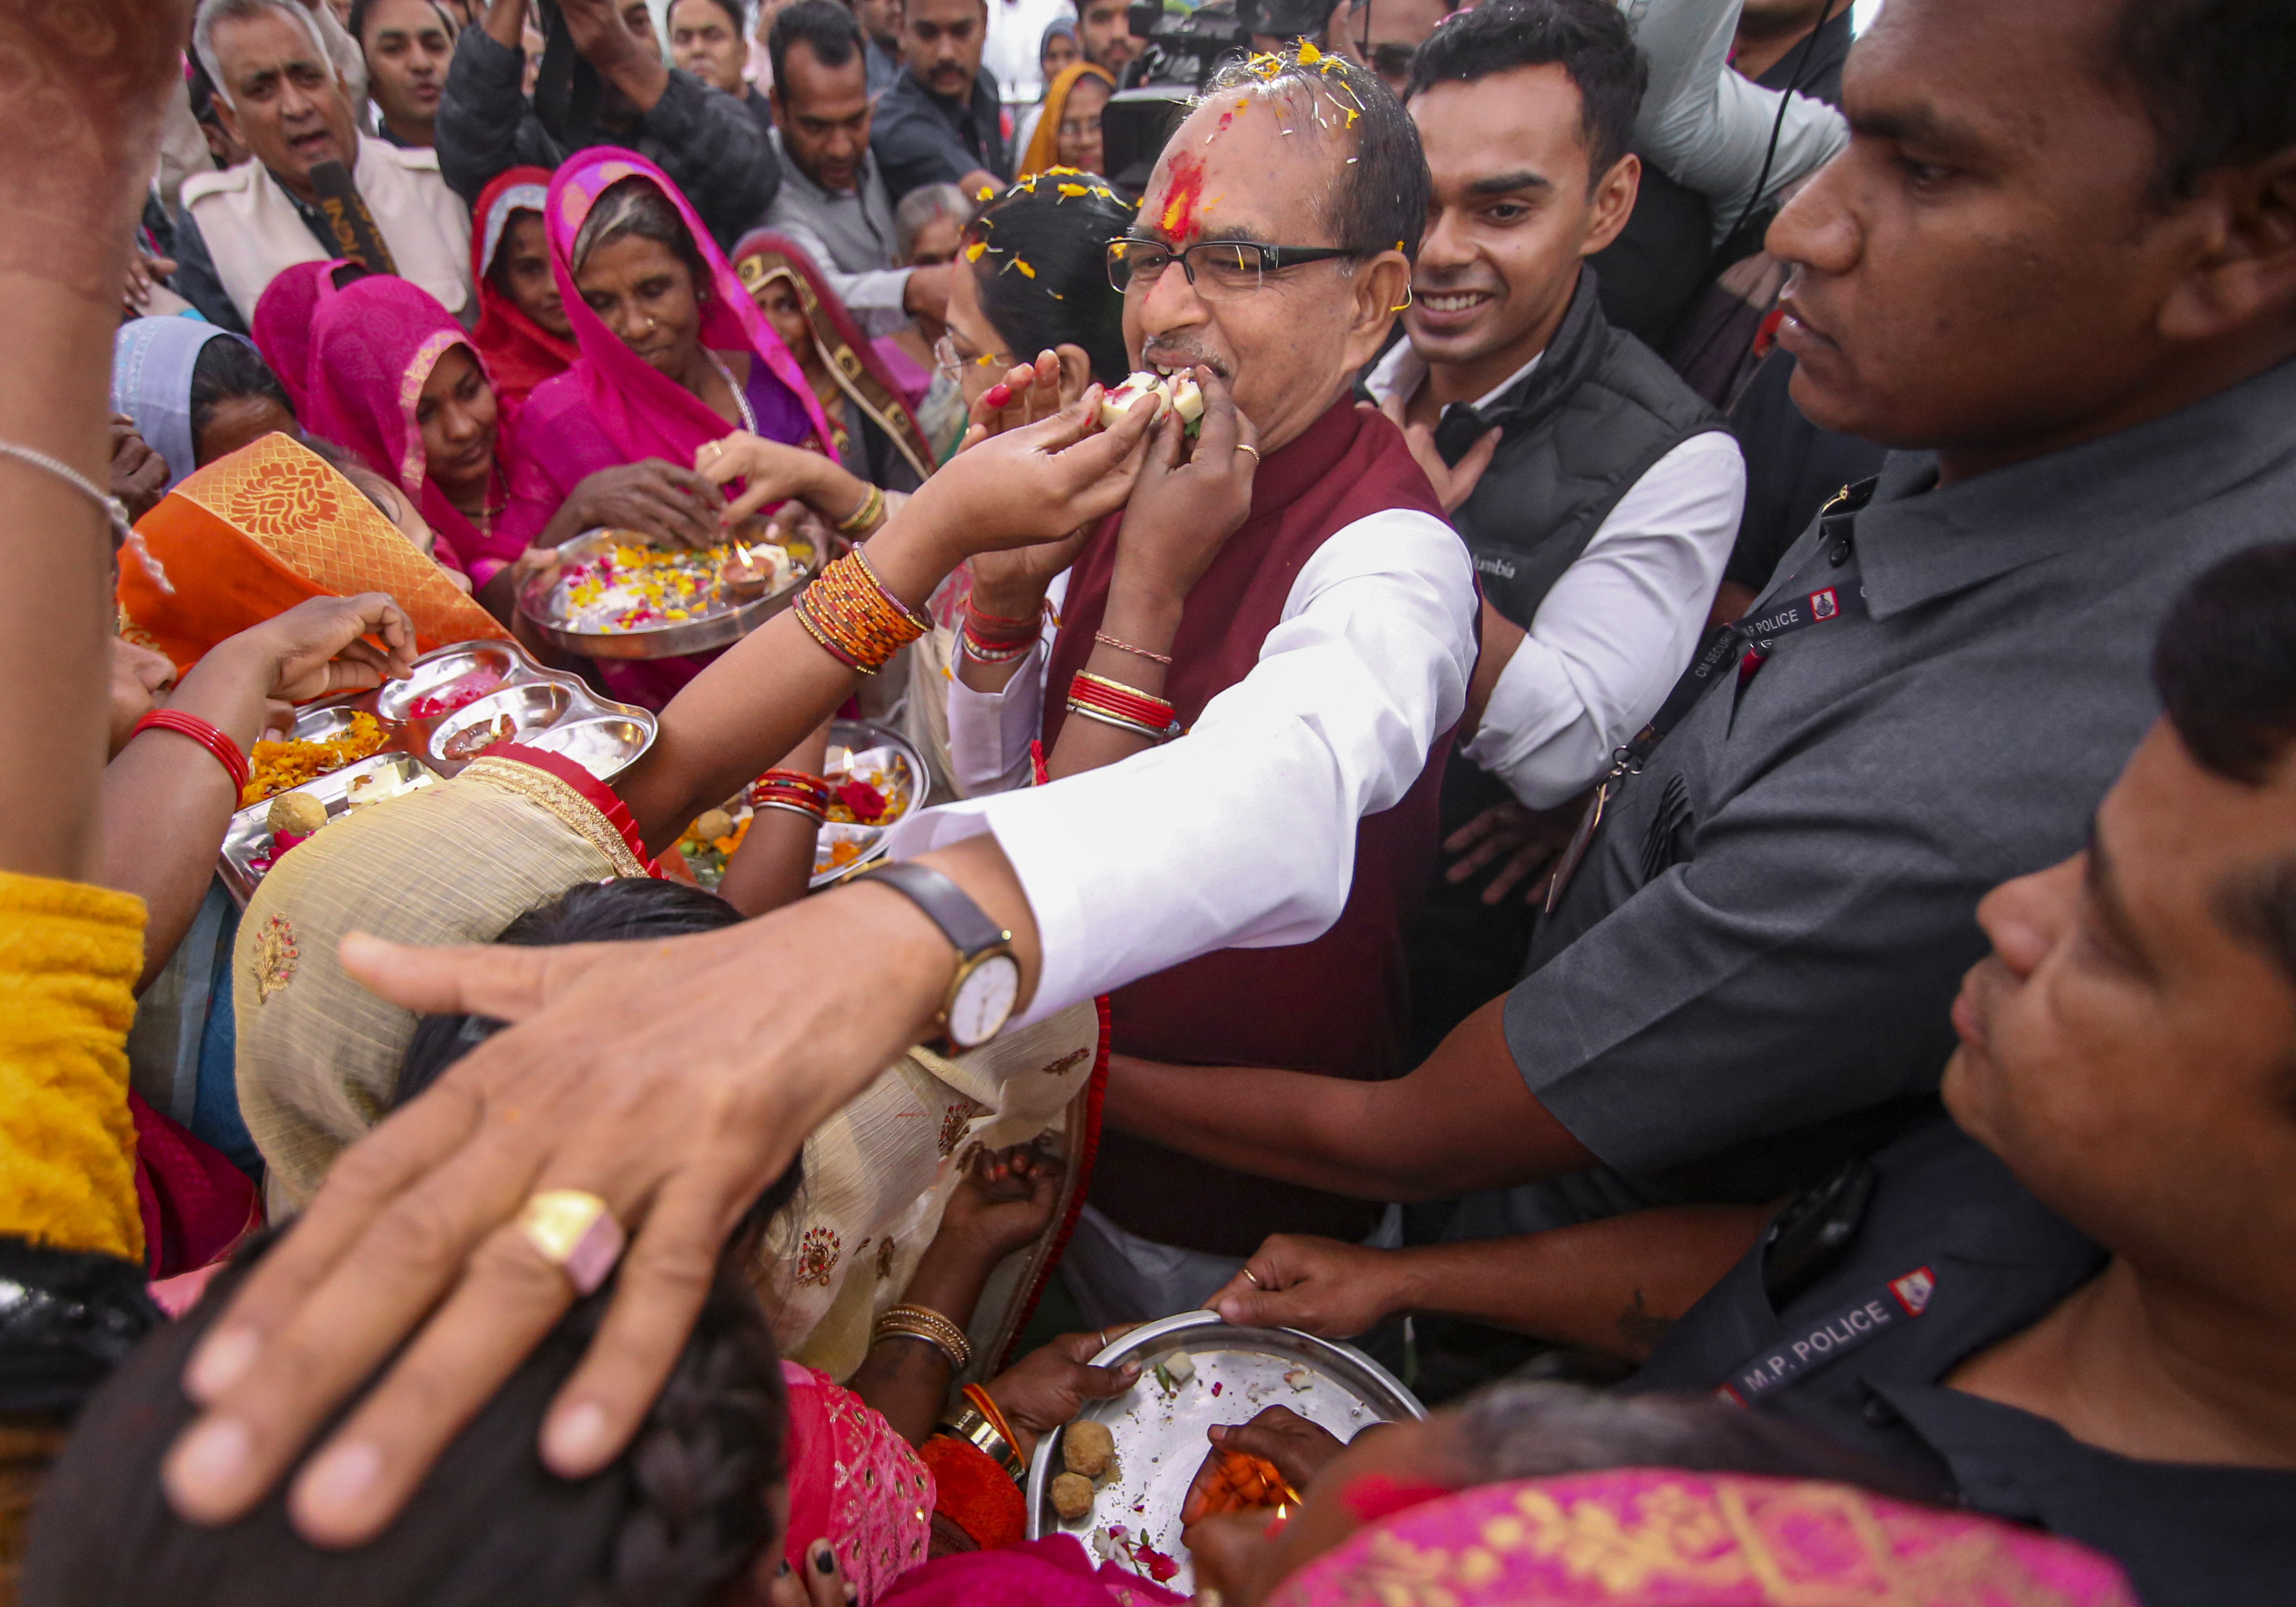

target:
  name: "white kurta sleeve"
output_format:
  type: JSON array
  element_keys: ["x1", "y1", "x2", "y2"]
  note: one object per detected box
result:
[
  {"x1": 889, "y1": 509, "x2": 1477, "y2": 1027},
  {"x1": 943, "y1": 571, "x2": 1065, "y2": 796},
  {"x1": 1462, "y1": 430, "x2": 1745, "y2": 808}
]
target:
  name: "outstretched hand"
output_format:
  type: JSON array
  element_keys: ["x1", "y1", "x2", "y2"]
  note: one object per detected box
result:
[
  {"x1": 982, "y1": 1329, "x2": 1143, "y2": 1457},
  {"x1": 1378, "y1": 395, "x2": 1500, "y2": 516},
  {"x1": 908, "y1": 381, "x2": 1158, "y2": 559},
  {"x1": 959, "y1": 350, "x2": 1070, "y2": 450},
  {"x1": 1207, "y1": 1233, "x2": 1408, "y2": 1339},
  {"x1": 936, "y1": 1142, "x2": 1064, "y2": 1264},
  {"x1": 225, "y1": 592, "x2": 417, "y2": 705},
  {"x1": 158, "y1": 859, "x2": 986, "y2": 1547},
  {"x1": 1109, "y1": 367, "x2": 1259, "y2": 607}
]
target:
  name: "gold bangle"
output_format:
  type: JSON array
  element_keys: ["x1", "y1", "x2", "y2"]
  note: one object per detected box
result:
[
  {"x1": 938, "y1": 1405, "x2": 1024, "y2": 1482},
  {"x1": 835, "y1": 481, "x2": 886, "y2": 537},
  {"x1": 873, "y1": 1301, "x2": 972, "y2": 1370}
]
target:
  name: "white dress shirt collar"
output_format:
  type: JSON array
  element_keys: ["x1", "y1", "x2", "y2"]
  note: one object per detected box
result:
[{"x1": 1363, "y1": 339, "x2": 1546, "y2": 416}]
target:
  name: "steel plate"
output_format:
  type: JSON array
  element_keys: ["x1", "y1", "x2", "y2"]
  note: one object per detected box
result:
[
  {"x1": 1024, "y1": 1311, "x2": 1424, "y2": 1593},
  {"x1": 517, "y1": 527, "x2": 817, "y2": 661},
  {"x1": 217, "y1": 638, "x2": 657, "y2": 904}
]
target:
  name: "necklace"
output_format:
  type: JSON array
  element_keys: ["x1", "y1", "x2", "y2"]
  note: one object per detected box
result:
[
  {"x1": 706, "y1": 350, "x2": 759, "y2": 435},
  {"x1": 454, "y1": 462, "x2": 508, "y2": 543}
]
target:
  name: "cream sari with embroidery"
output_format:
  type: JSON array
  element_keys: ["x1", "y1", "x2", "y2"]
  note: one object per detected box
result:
[{"x1": 234, "y1": 749, "x2": 1097, "y2": 1377}]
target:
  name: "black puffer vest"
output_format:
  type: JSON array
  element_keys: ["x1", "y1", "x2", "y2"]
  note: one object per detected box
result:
[{"x1": 1437, "y1": 266, "x2": 1725, "y2": 626}]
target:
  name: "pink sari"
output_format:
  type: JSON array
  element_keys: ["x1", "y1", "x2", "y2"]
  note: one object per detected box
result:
[
  {"x1": 303, "y1": 276, "x2": 499, "y2": 582},
  {"x1": 1264, "y1": 1471, "x2": 2136, "y2": 1607},
  {"x1": 498, "y1": 152, "x2": 835, "y2": 704},
  {"x1": 781, "y1": 1362, "x2": 935, "y2": 1604},
  {"x1": 250, "y1": 258, "x2": 357, "y2": 417},
  {"x1": 875, "y1": 1471, "x2": 2134, "y2": 1607}
]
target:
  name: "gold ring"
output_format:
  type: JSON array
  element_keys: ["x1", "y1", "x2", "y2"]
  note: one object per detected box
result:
[
  {"x1": 1241, "y1": 1266, "x2": 1263, "y2": 1288},
  {"x1": 1235, "y1": 444, "x2": 1261, "y2": 463},
  {"x1": 516, "y1": 1189, "x2": 626, "y2": 1295}
]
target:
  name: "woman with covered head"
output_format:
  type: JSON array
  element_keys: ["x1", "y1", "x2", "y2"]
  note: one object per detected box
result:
[
  {"x1": 468, "y1": 165, "x2": 579, "y2": 427},
  {"x1": 495, "y1": 153, "x2": 840, "y2": 704},
  {"x1": 1013, "y1": 62, "x2": 1115, "y2": 181},
  {"x1": 111, "y1": 319, "x2": 301, "y2": 494}
]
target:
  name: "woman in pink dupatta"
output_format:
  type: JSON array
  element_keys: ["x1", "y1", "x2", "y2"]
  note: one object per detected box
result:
[
  {"x1": 303, "y1": 275, "x2": 501, "y2": 588},
  {"x1": 497, "y1": 151, "x2": 836, "y2": 707},
  {"x1": 872, "y1": 1469, "x2": 2133, "y2": 1607},
  {"x1": 250, "y1": 257, "x2": 362, "y2": 416}
]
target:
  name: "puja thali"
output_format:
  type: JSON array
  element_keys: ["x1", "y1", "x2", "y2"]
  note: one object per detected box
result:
[
  {"x1": 1025, "y1": 1312, "x2": 1425, "y2": 1594},
  {"x1": 676, "y1": 719, "x2": 929, "y2": 891},
  {"x1": 218, "y1": 639, "x2": 657, "y2": 905},
  {"x1": 517, "y1": 524, "x2": 819, "y2": 661}
]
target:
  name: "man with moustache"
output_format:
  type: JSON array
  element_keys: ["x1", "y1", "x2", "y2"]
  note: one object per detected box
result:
[
  {"x1": 759, "y1": 1, "x2": 953, "y2": 337},
  {"x1": 1099, "y1": 0, "x2": 2296, "y2": 1250},
  {"x1": 1625, "y1": 546, "x2": 2296, "y2": 1606},
  {"x1": 870, "y1": 0, "x2": 1008, "y2": 200},
  {"x1": 1362, "y1": 0, "x2": 1746, "y2": 1051},
  {"x1": 941, "y1": 49, "x2": 1476, "y2": 1321},
  {"x1": 176, "y1": 0, "x2": 474, "y2": 331},
  {"x1": 142, "y1": 0, "x2": 2296, "y2": 1544}
]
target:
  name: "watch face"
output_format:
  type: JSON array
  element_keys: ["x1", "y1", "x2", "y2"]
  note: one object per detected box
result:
[{"x1": 947, "y1": 953, "x2": 1021, "y2": 1048}]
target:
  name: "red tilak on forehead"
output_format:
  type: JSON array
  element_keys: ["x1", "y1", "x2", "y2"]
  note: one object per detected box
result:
[{"x1": 1158, "y1": 150, "x2": 1210, "y2": 242}]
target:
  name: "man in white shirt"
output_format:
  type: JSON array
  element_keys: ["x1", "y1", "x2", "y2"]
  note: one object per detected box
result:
[
  {"x1": 175, "y1": 0, "x2": 474, "y2": 332},
  {"x1": 758, "y1": 0, "x2": 953, "y2": 338},
  {"x1": 931, "y1": 51, "x2": 1476, "y2": 1319},
  {"x1": 1371, "y1": 0, "x2": 1744, "y2": 1051}
]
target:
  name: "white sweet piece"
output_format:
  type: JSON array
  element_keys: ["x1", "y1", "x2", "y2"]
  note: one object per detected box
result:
[
  {"x1": 1167, "y1": 374, "x2": 1204, "y2": 425},
  {"x1": 1100, "y1": 370, "x2": 1168, "y2": 428}
]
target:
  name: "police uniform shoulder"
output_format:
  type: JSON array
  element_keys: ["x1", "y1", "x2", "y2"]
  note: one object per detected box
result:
[{"x1": 180, "y1": 159, "x2": 261, "y2": 207}]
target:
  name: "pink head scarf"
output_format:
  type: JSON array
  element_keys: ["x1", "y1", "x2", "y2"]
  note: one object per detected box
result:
[
  {"x1": 780, "y1": 1363, "x2": 935, "y2": 1604},
  {"x1": 1260, "y1": 1471, "x2": 2138, "y2": 1607},
  {"x1": 303, "y1": 275, "x2": 496, "y2": 577},
  {"x1": 544, "y1": 151, "x2": 834, "y2": 471},
  {"x1": 250, "y1": 259, "x2": 359, "y2": 416}
]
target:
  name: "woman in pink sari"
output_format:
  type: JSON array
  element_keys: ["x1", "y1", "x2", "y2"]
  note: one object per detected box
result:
[
  {"x1": 250, "y1": 258, "x2": 363, "y2": 416},
  {"x1": 303, "y1": 275, "x2": 497, "y2": 586},
  {"x1": 497, "y1": 152, "x2": 837, "y2": 706}
]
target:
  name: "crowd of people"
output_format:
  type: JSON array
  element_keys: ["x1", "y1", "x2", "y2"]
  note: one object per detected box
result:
[{"x1": 3, "y1": 0, "x2": 2293, "y2": 1602}]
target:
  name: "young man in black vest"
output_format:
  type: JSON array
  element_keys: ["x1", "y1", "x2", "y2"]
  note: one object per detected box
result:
[{"x1": 1367, "y1": 0, "x2": 1746, "y2": 1052}]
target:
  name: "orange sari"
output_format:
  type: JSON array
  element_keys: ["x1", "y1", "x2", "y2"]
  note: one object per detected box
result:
[{"x1": 117, "y1": 432, "x2": 508, "y2": 673}]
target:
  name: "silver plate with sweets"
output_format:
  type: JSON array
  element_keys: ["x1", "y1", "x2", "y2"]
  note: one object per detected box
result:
[
  {"x1": 218, "y1": 639, "x2": 656, "y2": 905},
  {"x1": 1025, "y1": 1311, "x2": 1425, "y2": 1594},
  {"x1": 517, "y1": 524, "x2": 818, "y2": 661}
]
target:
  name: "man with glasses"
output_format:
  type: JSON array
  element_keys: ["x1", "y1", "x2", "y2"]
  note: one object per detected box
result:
[
  {"x1": 941, "y1": 49, "x2": 1478, "y2": 1322},
  {"x1": 870, "y1": 0, "x2": 1008, "y2": 202}
]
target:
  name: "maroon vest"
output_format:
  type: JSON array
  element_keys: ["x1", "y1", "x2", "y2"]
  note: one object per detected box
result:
[{"x1": 1043, "y1": 397, "x2": 1456, "y2": 1255}]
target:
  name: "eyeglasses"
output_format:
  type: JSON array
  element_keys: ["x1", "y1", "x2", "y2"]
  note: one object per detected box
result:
[
  {"x1": 934, "y1": 331, "x2": 1017, "y2": 384},
  {"x1": 1105, "y1": 237, "x2": 1357, "y2": 301}
]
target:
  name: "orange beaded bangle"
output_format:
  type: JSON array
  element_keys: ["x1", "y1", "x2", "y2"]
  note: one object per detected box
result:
[{"x1": 793, "y1": 547, "x2": 928, "y2": 673}]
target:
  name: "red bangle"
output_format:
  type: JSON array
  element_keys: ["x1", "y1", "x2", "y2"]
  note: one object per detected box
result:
[
  {"x1": 1069, "y1": 671, "x2": 1178, "y2": 734},
  {"x1": 965, "y1": 599, "x2": 1040, "y2": 631},
  {"x1": 963, "y1": 605, "x2": 1039, "y2": 653},
  {"x1": 132, "y1": 708, "x2": 251, "y2": 799}
]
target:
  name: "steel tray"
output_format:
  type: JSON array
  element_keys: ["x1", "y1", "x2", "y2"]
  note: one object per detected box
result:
[
  {"x1": 1024, "y1": 1311, "x2": 1424, "y2": 1594},
  {"x1": 517, "y1": 526, "x2": 817, "y2": 661},
  {"x1": 217, "y1": 638, "x2": 656, "y2": 905},
  {"x1": 809, "y1": 720, "x2": 928, "y2": 888}
]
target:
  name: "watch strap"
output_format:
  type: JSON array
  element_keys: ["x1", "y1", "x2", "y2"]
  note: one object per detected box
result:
[{"x1": 856, "y1": 862, "x2": 1011, "y2": 962}]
